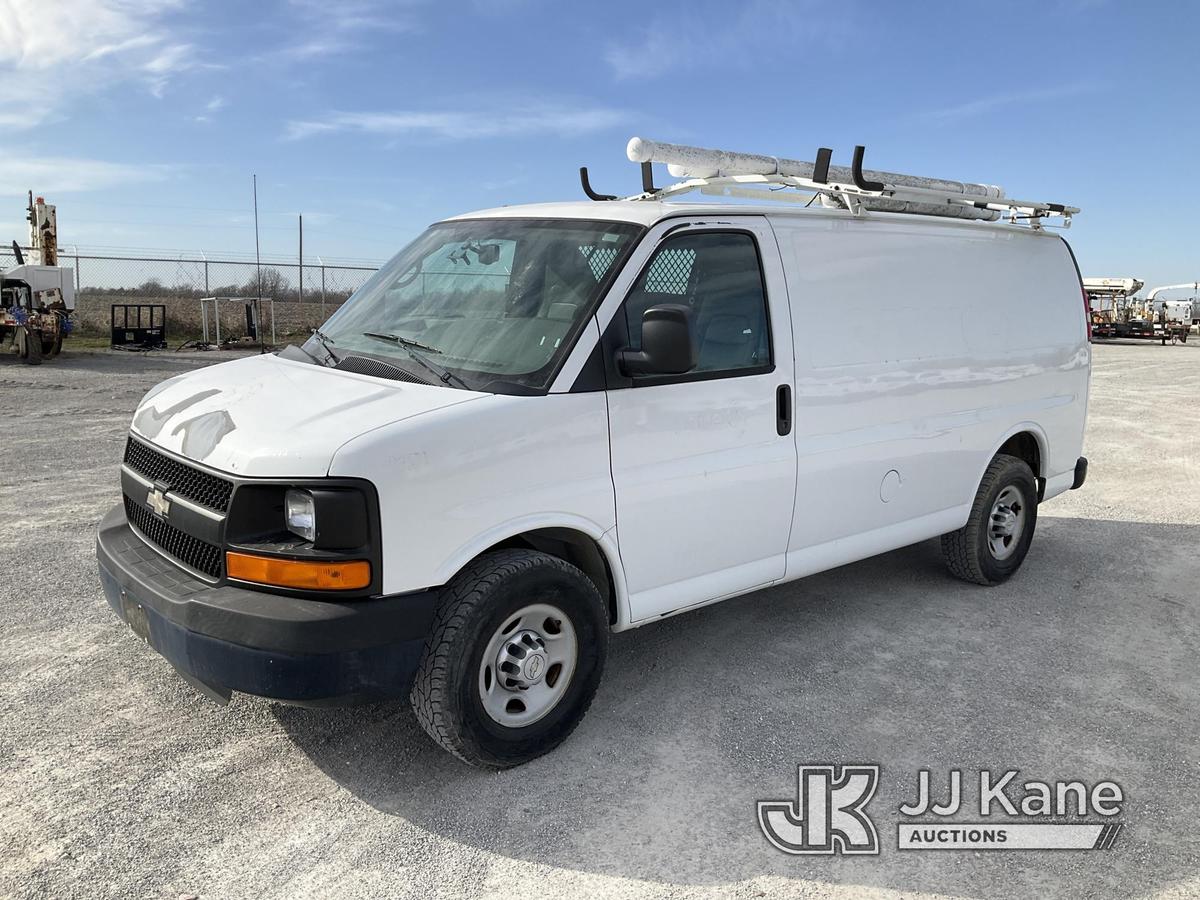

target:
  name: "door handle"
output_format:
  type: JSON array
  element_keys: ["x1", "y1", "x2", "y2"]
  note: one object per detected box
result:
[{"x1": 776, "y1": 384, "x2": 793, "y2": 436}]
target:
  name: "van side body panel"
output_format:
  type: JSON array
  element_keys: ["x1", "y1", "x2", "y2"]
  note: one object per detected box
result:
[
  {"x1": 334, "y1": 209, "x2": 1088, "y2": 622},
  {"x1": 768, "y1": 212, "x2": 1089, "y2": 576}
]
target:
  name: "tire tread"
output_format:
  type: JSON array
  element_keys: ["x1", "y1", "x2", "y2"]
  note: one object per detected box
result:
[
  {"x1": 941, "y1": 453, "x2": 1034, "y2": 586},
  {"x1": 410, "y1": 549, "x2": 605, "y2": 768}
]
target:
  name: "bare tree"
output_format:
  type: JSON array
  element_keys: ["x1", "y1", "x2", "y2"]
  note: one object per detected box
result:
[{"x1": 245, "y1": 267, "x2": 291, "y2": 299}]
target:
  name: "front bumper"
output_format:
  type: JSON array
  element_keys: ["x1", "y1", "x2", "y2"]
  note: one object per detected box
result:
[{"x1": 96, "y1": 503, "x2": 438, "y2": 704}]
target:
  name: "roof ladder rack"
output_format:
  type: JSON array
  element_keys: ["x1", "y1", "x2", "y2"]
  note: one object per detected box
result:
[{"x1": 580, "y1": 137, "x2": 1079, "y2": 229}]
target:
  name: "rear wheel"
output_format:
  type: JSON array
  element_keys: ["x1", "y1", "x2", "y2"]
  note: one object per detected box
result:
[
  {"x1": 411, "y1": 549, "x2": 608, "y2": 768},
  {"x1": 17, "y1": 325, "x2": 42, "y2": 365},
  {"x1": 941, "y1": 453, "x2": 1038, "y2": 585}
]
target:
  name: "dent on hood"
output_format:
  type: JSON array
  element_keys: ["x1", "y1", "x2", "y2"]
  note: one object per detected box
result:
[
  {"x1": 171, "y1": 409, "x2": 236, "y2": 461},
  {"x1": 134, "y1": 388, "x2": 221, "y2": 439}
]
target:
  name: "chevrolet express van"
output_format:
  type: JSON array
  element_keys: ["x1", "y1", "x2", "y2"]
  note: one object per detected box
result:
[{"x1": 97, "y1": 144, "x2": 1090, "y2": 767}]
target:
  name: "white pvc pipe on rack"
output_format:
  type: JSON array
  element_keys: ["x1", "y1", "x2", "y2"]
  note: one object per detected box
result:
[{"x1": 627, "y1": 137, "x2": 1005, "y2": 221}]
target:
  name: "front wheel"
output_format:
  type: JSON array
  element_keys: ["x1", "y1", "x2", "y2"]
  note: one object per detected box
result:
[
  {"x1": 411, "y1": 549, "x2": 608, "y2": 768},
  {"x1": 941, "y1": 454, "x2": 1038, "y2": 585}
]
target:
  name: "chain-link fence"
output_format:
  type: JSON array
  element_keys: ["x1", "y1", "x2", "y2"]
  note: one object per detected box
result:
[{"x1": 0, "y1": 245, "x2": 383, "y2": 341}]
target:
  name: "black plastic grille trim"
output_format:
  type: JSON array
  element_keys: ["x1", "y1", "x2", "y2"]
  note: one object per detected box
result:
[
  {"x1": 124, "y1": 437, "x2": 234, "y2": 513},
  {"x1": 124, "y1": 494, "x2": 223, "y2": 579},
  {"x1": 335, "y1": 355, "x2": 431, "y2": 384}
]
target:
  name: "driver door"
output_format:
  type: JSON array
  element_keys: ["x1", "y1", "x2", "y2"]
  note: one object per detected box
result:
[{"x1": 599, "y1": 218, "x2": 797, "y2": 622}]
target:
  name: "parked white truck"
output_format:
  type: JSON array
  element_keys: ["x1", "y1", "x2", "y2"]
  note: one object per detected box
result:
[{"x1": 97, "y1": 139, "x2": 1091, "y2": 767}]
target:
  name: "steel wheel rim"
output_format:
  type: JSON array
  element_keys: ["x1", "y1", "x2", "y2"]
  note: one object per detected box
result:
[
  {"x1": 478, "y1": 602, "x2": 578, "y2": 728},
  {"x1": 987, "y1": 485, "x2": 1026, "y2": 561}
]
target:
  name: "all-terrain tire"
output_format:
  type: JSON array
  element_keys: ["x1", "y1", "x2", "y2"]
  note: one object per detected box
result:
[
  {"x1": 941, "y1": 453, "x2": 1038, "y2": 586},
  {"x1": 410, "y1": 549, "x2": 608, "y2": 769}
]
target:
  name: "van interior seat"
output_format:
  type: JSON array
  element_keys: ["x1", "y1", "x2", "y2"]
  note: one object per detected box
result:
[
  {"x1": 691, "y1": 259, "x2": 768, "y2": 370},
  {"x1": 698, "y1": 313, "x2": 758, "y2": 370}
]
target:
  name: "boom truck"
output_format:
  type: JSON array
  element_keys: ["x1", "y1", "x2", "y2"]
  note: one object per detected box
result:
[
  {"x1": 1085, "y1": 277, "x2": 1192, "y2": 343},
  {"x1": 2, "y1": 192, "x2": 75, "y2": 364},
  {"x1": 1084, "y1": 277, "x2": 1142, "y2": 338},
  {"x1": 1142, "y1": 283, "x2": 1197, "y2": 344}
]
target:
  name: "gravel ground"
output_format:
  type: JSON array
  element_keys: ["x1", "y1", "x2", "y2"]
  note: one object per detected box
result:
[{"x1": 1, "y1": 343, "x2": 1197, "y2": 900}]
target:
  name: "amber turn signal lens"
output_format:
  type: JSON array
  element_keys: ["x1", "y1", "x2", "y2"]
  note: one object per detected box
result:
[{"x1": 226, "y1": 552, "x2": 371, "y2": 591}]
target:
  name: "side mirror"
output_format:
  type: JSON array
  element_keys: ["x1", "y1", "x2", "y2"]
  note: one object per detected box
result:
[{"x1": 618, "y1": 304, "x2": 697, "y2": 377}]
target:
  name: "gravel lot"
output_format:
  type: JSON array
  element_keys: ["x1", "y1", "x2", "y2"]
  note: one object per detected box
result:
[{"x1": 1, "y1": 343, "x2": 1197, "y2": 900}]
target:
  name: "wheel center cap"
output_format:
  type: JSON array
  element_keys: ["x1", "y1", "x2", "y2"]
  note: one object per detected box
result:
[
  {"x1": 993, "y1": 507, "x2": 1017, "y2": 536},
  {"x1": 523, "y1": 653, "x2": 546, "y2": 682}
]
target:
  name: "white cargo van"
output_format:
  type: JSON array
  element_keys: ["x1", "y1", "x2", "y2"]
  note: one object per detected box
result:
[{"x1": 97, "y1": 140, "x2": 1090, "y2": 768}]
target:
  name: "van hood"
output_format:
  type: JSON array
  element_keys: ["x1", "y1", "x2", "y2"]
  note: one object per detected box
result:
[{"x1": 130, "y1": 353, "x2": 484, "y2": 477}]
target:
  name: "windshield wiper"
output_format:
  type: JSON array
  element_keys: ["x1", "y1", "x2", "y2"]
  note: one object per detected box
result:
[
  {"x1": 362, "y1": 332, "x2": 471, "y2": 390},
  {"x1": 309, "y1": 328, "x2": 342, "y2": 366},
  {"x1": 363, "y1": 332, "x2": 444, "y2": 354}
]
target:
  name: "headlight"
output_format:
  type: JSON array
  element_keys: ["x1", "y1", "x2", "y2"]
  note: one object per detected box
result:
[{"x1": 285, "y1": 489, "x2": 316, "y2": 542}]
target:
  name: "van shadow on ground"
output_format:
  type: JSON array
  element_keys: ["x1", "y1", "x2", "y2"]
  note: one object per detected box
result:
[{"x1": 276, "y1": 517, "x2": 1199, "y2": 898}]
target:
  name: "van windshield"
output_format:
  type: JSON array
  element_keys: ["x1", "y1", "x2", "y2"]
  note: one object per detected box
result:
[{"x1": 311, "y1": 218, "x2": 642, "y2": 391}]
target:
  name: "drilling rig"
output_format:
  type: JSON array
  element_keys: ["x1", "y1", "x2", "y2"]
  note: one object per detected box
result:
[{"x1": 2, "y1": 192, "x2": 76, "y2": 364}]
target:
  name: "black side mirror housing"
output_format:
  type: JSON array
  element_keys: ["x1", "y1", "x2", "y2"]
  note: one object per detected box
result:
[{"x1": 618, "y1": 304, "x2": 697, "y2": 377}]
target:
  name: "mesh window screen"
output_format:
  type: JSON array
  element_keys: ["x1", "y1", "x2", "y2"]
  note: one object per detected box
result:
[
  {"x1": 578, "y1": 245, "x2": 621, "y2": 282},
  {"x1": 643, "y1": 247, "x2": 697, "y2": 295}
]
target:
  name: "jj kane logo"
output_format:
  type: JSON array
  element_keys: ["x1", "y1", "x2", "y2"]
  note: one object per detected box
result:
[
  {"x1": 759, "y1": 765, "x2": 1125, "y2": 855},
  {"x1": 758, "y1": 765, "x2": 881, "y2": 855}
]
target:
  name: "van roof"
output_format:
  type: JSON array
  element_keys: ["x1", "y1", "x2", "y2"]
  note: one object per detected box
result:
[{"x1": 443, "y1": 200, "x2": 1052, "y2": 235}]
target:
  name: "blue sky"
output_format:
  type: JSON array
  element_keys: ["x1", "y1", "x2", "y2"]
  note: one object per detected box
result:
[{"x1": 1, "y1": 0, "x2": 1197, "y2": 290}]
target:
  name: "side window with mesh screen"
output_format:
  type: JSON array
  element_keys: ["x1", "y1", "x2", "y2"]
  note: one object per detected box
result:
[
  {"x1": 622, "y1": 231, "x2": 770, "y2": 376},
  {"x1": 643, "y1": 247, "x2": 697, "y2": 294},
  {"x1": 577, "y1": 244, "x2": 621, "y2": 282}
]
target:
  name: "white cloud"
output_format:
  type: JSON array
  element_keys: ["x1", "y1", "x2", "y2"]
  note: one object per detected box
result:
[
  {"x1": 287, "y1": 0, "x2": 426, "y2": 34},
  {"x1": 260, "y1": 1, "x2": 424, "y2": 65},
  {"x1": 284, "y1": 104, "x2": 626, "y2": 141},
  {"x1": 604, "y1": 0, "x2": 840, "y2": 80},
  {"x1": 0, "y1": 150, "x2": 170, "y2": 193},
  {"x1": 0, "y1": 0, "x2": 204, "y2": 128},
  {"x1": 921, "y1": 83, "x2": 1097, "y2": 121},
  {"x1": 192, "y1": 94, "x2": 226, "y2": 123},
  {"x1": 262, "y1": 38, "x2": 353, "y2": 64}
]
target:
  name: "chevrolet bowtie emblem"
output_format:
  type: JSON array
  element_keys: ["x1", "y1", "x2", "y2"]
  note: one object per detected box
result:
[{"x1": 147, "y1": 487, "x2": 171, "y2": 518}]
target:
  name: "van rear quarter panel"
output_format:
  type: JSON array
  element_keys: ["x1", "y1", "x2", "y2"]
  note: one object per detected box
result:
[{"x1": 770, "y1": 212, "x2": 1089, "y2": 561}]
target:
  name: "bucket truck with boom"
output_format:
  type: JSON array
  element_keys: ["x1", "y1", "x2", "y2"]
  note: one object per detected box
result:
[{"x1": 2, "y1": 192, "x2": 75, "y2": 364}]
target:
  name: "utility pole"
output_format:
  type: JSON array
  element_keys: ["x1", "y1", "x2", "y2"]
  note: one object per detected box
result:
[
  {"x1": 252, "y1": 174, "x2": 262, "y2": 300},
  {"x1": 253, "y1": 174, "x2": 263, "y2": 352},
  {"x1": 298, "y1": 214, "x2": 304, "y2": 305}
]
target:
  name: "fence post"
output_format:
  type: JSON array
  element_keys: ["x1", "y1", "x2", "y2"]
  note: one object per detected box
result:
[
  {"x1": 298, "y1": 215, "x2": 304, "y2": 306},
  {"x1": 73, "y1": 245, "x2": 80, "y2": 292},
  {"x1": 203, "y1": 253, "x2": 209, "y2": 296},
  {"x1": 319, "y1": 257, "x2": 326, "y2": 319}
]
